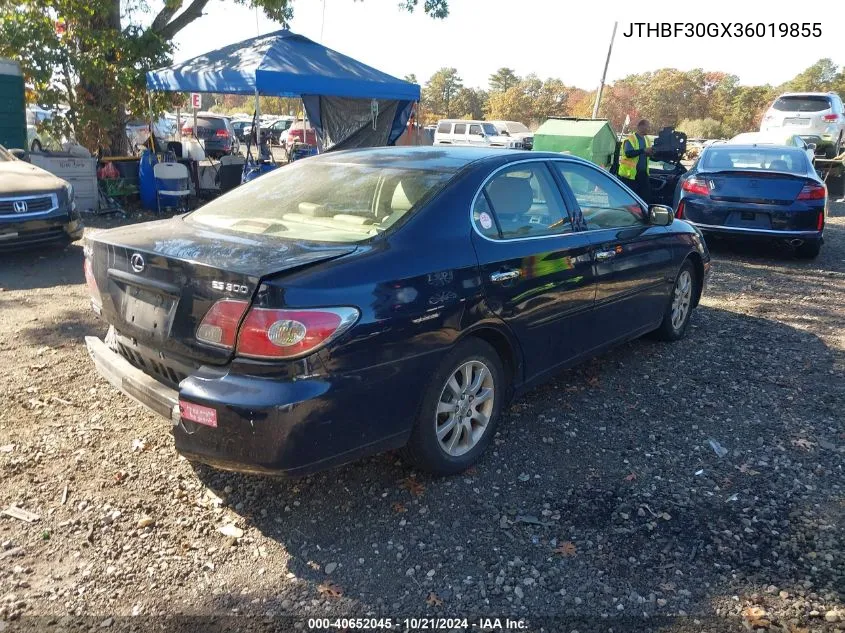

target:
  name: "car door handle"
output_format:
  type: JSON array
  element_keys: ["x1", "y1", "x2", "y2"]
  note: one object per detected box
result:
[
  {"x1": 490, "y1": 270, "x2": 521, "y2": 283},
  {"x1": 595, "y1": 250, "x2": 616, "y2": 262}
]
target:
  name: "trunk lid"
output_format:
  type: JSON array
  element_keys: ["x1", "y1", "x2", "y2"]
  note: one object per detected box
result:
[
  {"x1": 88, "y1": 216, "x2": 356, "y2": 365},
  {"x1": 703, "y1": 170, "x2": 807, "y2": 205}
]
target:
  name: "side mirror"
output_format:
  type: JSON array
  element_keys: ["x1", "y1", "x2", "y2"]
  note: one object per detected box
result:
[
  {"x1": 648, "y1": 204, "x2": 673, "y2": 226},
  {"x1": 806, "y1": 143, "x2": 817, "y2": 151}
]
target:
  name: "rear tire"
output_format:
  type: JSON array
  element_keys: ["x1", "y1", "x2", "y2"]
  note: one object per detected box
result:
[
  {"x1": 401, "y1": 338, "x2": 505, "y2": 476},
  {"x1": 795, "y1": 240, "x2": 821, "y2": 259},
  {"x1": 651, "y1": 260, "x2": 696, "y2": 342}
]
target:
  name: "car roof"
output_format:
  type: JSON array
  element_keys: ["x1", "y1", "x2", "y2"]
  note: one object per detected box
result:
[
  {"x1": 316, "y1": 146, "x2": 593, "y2": 170},
  {"x1": 776, "y1": 92, "x2": 835, "y2": 97}
]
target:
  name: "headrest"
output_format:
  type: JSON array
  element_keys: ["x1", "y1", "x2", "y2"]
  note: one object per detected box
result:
[
  {"x1": 391, "y1": 179, "x2": 427, "y2": 212},
  {"x1": 298, "y1": 202, "x2": 332, "y2": 217},
  {"x1": 486, "y1": 176, "x2": 533, "y2": 215},
  {"x1": 768, "y1": 159, "x2": 789, "y2": 171}
]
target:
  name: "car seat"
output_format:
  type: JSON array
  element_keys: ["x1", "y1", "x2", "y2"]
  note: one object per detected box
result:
[
  {"x1": 380, "y1": 179, "x2": 429, "y2": 228},
  {"x1": 768, "y1": 159, "x2": 789, "y2": 172}
]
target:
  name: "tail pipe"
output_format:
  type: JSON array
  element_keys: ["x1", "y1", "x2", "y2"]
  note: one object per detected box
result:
[{"x1": 789, "y1": 239, "x2": 804, "y2": 248}]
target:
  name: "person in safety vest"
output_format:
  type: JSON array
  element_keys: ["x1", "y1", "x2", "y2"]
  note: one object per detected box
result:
[{"x1": 618, "y1": 119, "x2": 653, "y2": 203}]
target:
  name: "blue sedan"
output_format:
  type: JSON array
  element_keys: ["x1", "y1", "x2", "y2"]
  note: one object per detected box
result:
[
  {"x1": 673, "y1": 144, "x2": 827, "y2": 258},
  {"x1": 84, "y1": 147, "x2": 710, "y2": 476}
]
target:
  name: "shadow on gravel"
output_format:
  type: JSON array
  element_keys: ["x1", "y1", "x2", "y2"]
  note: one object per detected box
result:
[
  {"x1": 190, "y1": 301, "x2": 844, "y2": 621},
  {"x1": 17, "y1": 307, "x2": 100, "y2": 347},
  {"x1": 0, "y1": 240, "x2": 84, "y2": 291}
]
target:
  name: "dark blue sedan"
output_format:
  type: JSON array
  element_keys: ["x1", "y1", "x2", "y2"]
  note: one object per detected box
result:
[
  {"x1": 84, "y1": 147, "x2": 710, "y2": 476},
  {"x1": 674, "y1": 144, "x2": 827, "y2": 258}
]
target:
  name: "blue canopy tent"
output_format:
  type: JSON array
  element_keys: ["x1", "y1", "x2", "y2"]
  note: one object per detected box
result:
[{"x1": 146, "y1": 29, "x2": 420, "y2": 151}]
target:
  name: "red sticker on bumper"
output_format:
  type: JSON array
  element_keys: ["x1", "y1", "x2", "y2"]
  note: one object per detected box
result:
[{"x1": 179, "y1": 401, "x2": 218, "y2": 428}]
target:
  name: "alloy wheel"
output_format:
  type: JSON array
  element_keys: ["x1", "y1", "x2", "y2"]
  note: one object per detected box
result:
[
  {"x1": 434, "y1": 360, "x2": 495, "y2": 457},
  {"x1": 671, "y1": 269, "x2": 693, "y2": 330}
]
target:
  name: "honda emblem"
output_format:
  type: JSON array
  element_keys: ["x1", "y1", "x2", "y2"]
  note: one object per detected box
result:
[
  {"x1": 130, "y1": 253, "x2": 145, "y2": 273},
  {"x1": 13, "y1": 200, "x2": 28, "y2": 214}
]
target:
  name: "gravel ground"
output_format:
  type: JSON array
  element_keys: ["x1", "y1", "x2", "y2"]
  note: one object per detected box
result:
[{"x1": 1, "y1": 203, "x2": 844, "y2": 633}]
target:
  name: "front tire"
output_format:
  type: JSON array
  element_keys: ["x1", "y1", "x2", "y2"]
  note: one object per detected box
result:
[
  {"x1": 651, "y1": 261, "x2": 696, "y2": 342},
  {"x1": 402, "y1": 339, "x2": 505, "y2": 475}
]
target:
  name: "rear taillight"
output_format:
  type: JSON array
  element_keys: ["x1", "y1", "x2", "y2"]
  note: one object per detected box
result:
[
  {"x1": 822, "y1": 114, "x2": 839, "y2": 122},
  {"x1": 797, "y1": 183, "x2": 826, "y2": 200},
  {"x1": 84, "y1": 258, "x2": 100, "y2": 303},
  {"x1": 196, "y1": 299, "x2": 250, "y2": 349},
  {"x1": 182, "y1": 126, "x2": 193, "y2": 135},
  {"x1": 215, "y1": 129, "x2": 229, "y2": 138},
  {"x1": 817, "y1": 211, "x2": 825, "y2": 231},
  {"x1": 675, "y1": 201, "x2": 685, "y2": 219},
  {"x1": 236, "y1": 307, "x2": 359, "y2": 360},
  {"x1": 682, "y1": 178, "x2": 709, "y2": 196}
]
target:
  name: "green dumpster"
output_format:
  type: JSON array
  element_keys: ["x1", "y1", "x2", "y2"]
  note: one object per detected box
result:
[
  {"x1": 532, "y1": 118, "x2": 617, "y2": 169},
  {"x1": 0, "y1": 59, "x2": 26, "y2": 150}
]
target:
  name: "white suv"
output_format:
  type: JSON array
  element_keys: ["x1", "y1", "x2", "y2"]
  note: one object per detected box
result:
[
  {"x1": 433, "y1": 120, "x2": 523, "y2": 149},
  {"x1": 760, "y1": 92, "x2": 844, "y2": 158}
]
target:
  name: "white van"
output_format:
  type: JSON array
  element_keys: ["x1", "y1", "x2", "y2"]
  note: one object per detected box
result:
[{"x1": 433, "y1": 120, "x2": 523, "y2": 149}]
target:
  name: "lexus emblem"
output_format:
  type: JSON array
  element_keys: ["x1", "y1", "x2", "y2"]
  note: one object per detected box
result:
[
  {"x1": 13, "y1": 200, "x2": 28, "y2": 214},
  {"x1": 130, "y1": 253, "x2": 145, "y2": 273}
]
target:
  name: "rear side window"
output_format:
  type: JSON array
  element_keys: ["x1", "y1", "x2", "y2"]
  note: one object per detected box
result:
[
  {"x1": 473, "y1": 163, "x2": 572, "y2": 239},
  {"x1": 436, "y1": 122, "x2": 451, "y2": 134},
  {"x1": 454, "y1": 123, "x2": 466, "y2": 135},
  {"x1": 554, "y1": 162, "x2": 644, "y2": 230},
  {"x1": 772, "y1": 96, "x2": 832, "y2": 112}
]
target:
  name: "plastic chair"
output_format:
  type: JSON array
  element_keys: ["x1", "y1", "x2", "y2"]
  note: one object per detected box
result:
[{"x1": 153, "y1": 162, "x2": 190, "y2": 213}]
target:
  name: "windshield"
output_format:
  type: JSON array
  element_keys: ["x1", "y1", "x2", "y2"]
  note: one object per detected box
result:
[
  {"x1": 505, "y1": 122, "x2": 529, "y2": 133},
  {"x1": 772, "y1": 95, "x2": 831, "y2": 112},
  {"x1": 189, "y1": 159, "x2": 456, "y2": 244},
  {"x1": 702, "y1": 147, "x2": 807, "y2": 174},
  {"x1": 482, "y1": 123, "x2": 499, "y2": 136},
  {"x1": 0, "y1": 145, "x2": 14, "y2": 162}
]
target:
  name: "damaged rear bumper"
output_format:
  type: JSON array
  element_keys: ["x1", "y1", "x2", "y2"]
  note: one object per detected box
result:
[{"x1": 85, "y1": 334, "x2": 179, "y2": 423}]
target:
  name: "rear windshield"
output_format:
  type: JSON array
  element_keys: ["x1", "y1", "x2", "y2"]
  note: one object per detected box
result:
[
  {"x1": 195, "y1": 117, "x2": 228, "y2": 129},
  {"x1": 702, "y1": 147, "x2": 808, "y2": 174},
  {"x1": 772, "y1": 95, "x2": 831, "y2": 112},
  {"x1": 188, "y1": 158, "x2": 456, "y2": 244}
]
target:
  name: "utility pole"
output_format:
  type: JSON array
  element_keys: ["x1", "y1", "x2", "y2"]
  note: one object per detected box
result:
[{"x1": 592, "y1": 21, "x2": 618, "y2": 119}]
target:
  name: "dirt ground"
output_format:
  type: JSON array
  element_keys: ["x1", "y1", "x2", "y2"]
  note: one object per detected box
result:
[{"x1": 0, "y1": 203, "x2": 844, "y2": 633}]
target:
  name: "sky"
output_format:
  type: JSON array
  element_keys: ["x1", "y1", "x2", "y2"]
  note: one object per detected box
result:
[{"x1": 168, "y1": 0, "x2": 845, "y2": 90}]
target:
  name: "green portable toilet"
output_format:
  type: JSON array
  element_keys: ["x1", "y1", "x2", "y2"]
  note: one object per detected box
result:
[
  {"x1": 0, "y1": 59, "x2": 26, "y2": 150},
  {"x1": 532, "y1": 117, "x2": 617, "y2": 169}
]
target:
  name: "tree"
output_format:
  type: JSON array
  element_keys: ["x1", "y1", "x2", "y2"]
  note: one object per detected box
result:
[
  {"x1": 784, "y1": 59, "x2": 839, "y2": 92},
  {"x1": 452, "y1": 88, "x2": 487, "y2": 120},
  {"x1": 488, "y1": 67, "x2": 519, "y2": 93},
  {"x1": 532, "y1": 78, "x2": 570, "y2": 121},
  {"x1": 0, "y1": 0, "x2": 449, "y2": 153},
  {"x1": 422, "y1": 68, "x2": 463, "y2": 118},
  {"x1": 404, "y1": 74, "x2": 418, "y2": 85},
  {"x1": 486, "y1": 86, "x2": 530, "y2": 122},
  {"x1": 677, "y1": 118, "x2": 724, "y2": 139}
]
